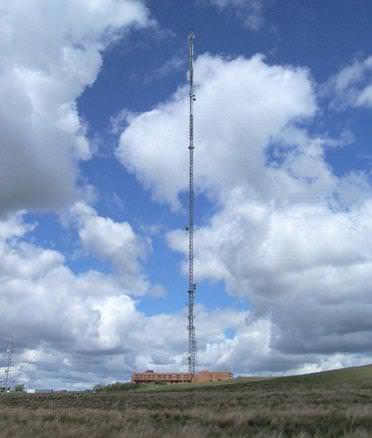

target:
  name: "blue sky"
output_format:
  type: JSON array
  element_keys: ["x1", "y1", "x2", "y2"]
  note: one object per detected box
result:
[
  {"x1": 2, "y1": 0, "x2": 372, "y2": 389},
  {"x1": 78, "y1": 0, "x2": 372, "y2": 309},
  {"x1": 79, "y1": 0, "x2": 372, "y2": 313}
]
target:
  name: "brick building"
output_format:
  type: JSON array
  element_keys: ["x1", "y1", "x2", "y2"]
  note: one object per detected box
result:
[
  {"x1": 192, "y1": 370, "x2": 233, "y2": 383},
  {"x1": 131, "y1": 370, "x2": 233, "y2": 384}
]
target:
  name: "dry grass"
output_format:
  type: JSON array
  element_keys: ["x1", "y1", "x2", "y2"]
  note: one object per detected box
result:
[{"x1": 2, "y1": 365, "x2": 372, "y2": 437}]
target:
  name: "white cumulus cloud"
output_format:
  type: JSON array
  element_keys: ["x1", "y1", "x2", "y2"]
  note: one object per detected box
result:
[
  {"x1": 117, "y1": 51, "x2": 372, "y2": 372},
  {"x1": 0, "y1": 212, "x2": 271, "y2": 388},
  {"x1": 70, "y1": 202, "x2": 151, "y2": 295},
  {"x1": 118, "y1": 54, "x2": 316, "y2": 209},
  {"x1": 0, "y1": 0, "x2": 150, "y2": 213}
]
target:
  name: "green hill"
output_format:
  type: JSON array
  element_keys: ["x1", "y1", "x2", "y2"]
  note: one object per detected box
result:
[
  {"x1": 248, "y1": 363, "x2": 372, "y2": 389},
  {"x1": 129, "y1": 364, "x2": 372, "y2": 394},
  {"x1": 2, "y1": 364, "x2": 372, "y2": 437},
  {"x1": 283, "y1": 363, "x2": 372, "y2": 383}
]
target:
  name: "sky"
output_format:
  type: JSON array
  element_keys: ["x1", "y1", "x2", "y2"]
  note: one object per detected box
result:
[{"x1": 2, "y1": 0, "x2": 372, "y2": 390}]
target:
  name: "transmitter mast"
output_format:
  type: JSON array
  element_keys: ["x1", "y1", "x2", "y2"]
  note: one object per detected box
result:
[{"x1": 187, "y1": 32, "x2": 197, "y2": 375}]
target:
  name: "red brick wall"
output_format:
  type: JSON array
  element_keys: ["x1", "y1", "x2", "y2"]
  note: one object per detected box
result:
[
  {"x1": 131, "y1": 370, "x2": 233, "y2": 384},
  {"x1": 192, "y1": 371, "x2": 233, "y2": 383}
]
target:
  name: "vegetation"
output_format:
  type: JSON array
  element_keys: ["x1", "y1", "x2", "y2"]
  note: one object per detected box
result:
[
  {"x1": 93, "y1": 382, "x2": 137, "y2": 393},
  {"x1": 1, "y1": 365, "x2": 372, "y2": 437}
]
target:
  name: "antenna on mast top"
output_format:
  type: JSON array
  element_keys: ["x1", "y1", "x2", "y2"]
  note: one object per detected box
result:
[{"x1": 187, "y1": 32, "x2": 197, "y2": 375}]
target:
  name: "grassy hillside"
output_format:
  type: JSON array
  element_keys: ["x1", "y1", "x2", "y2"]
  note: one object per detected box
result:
[
  {"x1": 1, "y1": 365, "x2": 372, "y2": 437},
  {"x1": 280, "y1": 363, "x2": 372, "y2": 384},
  {"x1": 128, "y1": 363, "x2": 372, "y2": 394}
]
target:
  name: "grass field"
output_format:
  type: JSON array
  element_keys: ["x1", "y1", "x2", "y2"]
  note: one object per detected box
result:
[{"x1": 2, "y1": 365, "x2": 372, "y2": 437}]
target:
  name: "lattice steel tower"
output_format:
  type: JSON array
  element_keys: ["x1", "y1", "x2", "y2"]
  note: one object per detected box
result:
[{"x1": 187, "y1": 32, "x2": 197, "y2": 375}]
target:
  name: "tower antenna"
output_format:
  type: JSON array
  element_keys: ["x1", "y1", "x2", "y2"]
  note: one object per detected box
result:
[
  {"x1": 4, "y1": 338, "x2": 13, "y2": 391},
  {"x1": 187, "y1": 32, "x2": 197, "y2": 375}
]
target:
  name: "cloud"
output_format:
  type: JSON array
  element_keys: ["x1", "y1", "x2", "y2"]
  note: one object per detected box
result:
[
  {"x1": 143, "y1": 53, "x2": 186, "y2": 84},
  {"x1": 0, "y1": 213, "x2": 162, "y2": 387},
  {"x1": 116, "y1": 51, "x2": 372, "y2": 372},
  {"x1": 0, "y1": 0, "x2": 150, "y2": 214},
  {"x1": 168, "y1": 195, "x2": 372, "y2": 356},
  {"x1": 1, "y1": 210, "x2": 371, "y2": 388},
  {"x1": 327, "y1": 56, "x2": 372, "y2": 108},
  {"x1": 69, "y1": 202, "x2": 151, "y2": 295},
  {"x1": 0, "y1": 212, "x2": 272, "y2": 388},
  {"x1": 208, "y1": 0, "x2": 265, "y2": 31},
  {"x1": 118, "y1": 54, "x2": 316, "y2": 209},
  {"x1": 3, "y1": 1, "x2": 372, "y2": 387}
]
